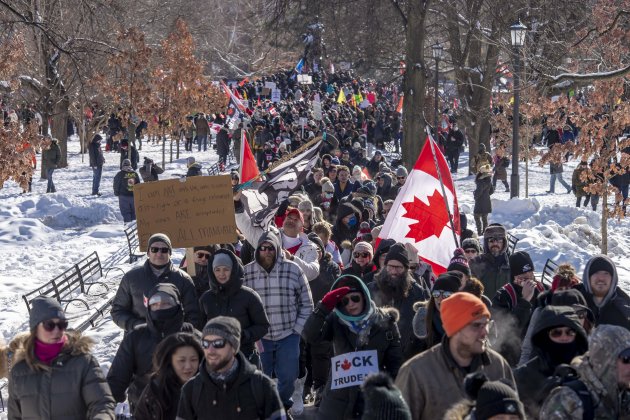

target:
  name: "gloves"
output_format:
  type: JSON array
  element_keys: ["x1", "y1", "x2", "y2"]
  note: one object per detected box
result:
[{"x1": 321, "y1": 286, "x2": 351, "y2": 311}]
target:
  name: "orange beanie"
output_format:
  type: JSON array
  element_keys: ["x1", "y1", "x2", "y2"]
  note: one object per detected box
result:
[{"x1": 440, "y1": 292, "x2": 491, "y2": 337}]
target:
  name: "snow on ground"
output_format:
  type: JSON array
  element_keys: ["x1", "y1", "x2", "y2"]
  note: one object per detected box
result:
[{"x1": 0, "y1": 136, "x2": 629, "y2": 407}]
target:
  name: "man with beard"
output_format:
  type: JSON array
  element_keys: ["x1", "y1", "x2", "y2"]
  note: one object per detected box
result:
[
  {"x1": 395, "y1": 293, "x2": 514, "y2": 419},
  {"x1": 368, "y1": 242, "x2": 429, "y2": 358},
  {"x1": 177, "y1": 316, "x2": 286, "y2": 420},
  {"x1": 242, "y1": 229, "x2": 313, "y2": 414},
  {"x1": 469, "y1": 223, "x2": 511, "y2": 299}
]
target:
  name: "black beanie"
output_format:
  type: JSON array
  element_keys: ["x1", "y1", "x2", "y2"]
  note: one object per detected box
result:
[
  {"x1": 433, "y1": 272, "x2": 463, "y2": 293},
  {"x1": 29, "y1": 296, "x2": 66, "y2": 330},
  {"x1": 384, "y1": 243, "x2": 409, "y2": 268},
  {"x1": 361, "y1": 372, "x2": 411, "y2": 420},
  {"x1": 337, "y1": 203, "x2": 358, "y2": 220},
  {"x1": 308, "y1": 232, "x2": 325, "y2": 255},
  {"x1": 588, "y1": 255, "x2": 614, "y2": 278},
  {"x1": 465, "y1": 373, "x2": 525, "y2": 420},
  {"x1": 509, "y1": 251, "x2": 534, "y2": 281}
]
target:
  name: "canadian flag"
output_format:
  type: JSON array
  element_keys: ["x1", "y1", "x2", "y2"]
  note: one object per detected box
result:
[{"x1": 378, "y1": 135, "x2": 460, "y2": 275}]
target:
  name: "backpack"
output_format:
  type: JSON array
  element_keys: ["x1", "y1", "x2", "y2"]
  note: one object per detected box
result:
[{"x1": 542, "y1": 365, "x2": 594, "y2": 420}]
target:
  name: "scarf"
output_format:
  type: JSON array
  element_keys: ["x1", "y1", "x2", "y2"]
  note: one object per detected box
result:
[
  {"x1": 336, "y1": 300, "x2": 378, "y2": 347},
  {"x1": 35, "y1": 335, "x2": 67, "y2": 365},
  {"x1": 207, "y1": 357, "x2": 240, "y2": 385}
]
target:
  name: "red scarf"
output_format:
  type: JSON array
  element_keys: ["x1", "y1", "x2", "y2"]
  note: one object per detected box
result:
[{"x1": 35, "y1": 335, "x2": 67, "y2": 365}]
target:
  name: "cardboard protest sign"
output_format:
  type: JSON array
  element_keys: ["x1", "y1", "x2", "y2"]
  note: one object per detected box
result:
[
  {"x1": 330, "y1": 350, "x2": 378, "y2": 390},
  {"x1": 134, "y1": 175, "x2": 237, "y2": 251}
]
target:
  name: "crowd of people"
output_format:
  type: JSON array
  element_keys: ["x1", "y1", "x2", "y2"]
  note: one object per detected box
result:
[{"x1": 2, "y1": 68, "x2": 630, "y2": 420}]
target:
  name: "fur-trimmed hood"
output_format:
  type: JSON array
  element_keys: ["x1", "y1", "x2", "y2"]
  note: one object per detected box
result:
[{"x1": 13, "y1": 330, "x2": 94, "y2": 371}]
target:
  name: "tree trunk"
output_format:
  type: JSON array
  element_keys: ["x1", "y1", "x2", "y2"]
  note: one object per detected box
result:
[
  {"x1": 401, "y1": 1, "x2": 430, "y2": 168},
  {"x1": 601, "y1": 186, "x2": 608, "y2": 254},
  {"x1": 51, "y1": 102, "x2": 69, "y2": 168}
]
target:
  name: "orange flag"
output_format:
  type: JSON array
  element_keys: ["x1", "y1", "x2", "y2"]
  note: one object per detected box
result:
[{"x1": 239, "y1": 131, "x2": 261, "y2": 183}]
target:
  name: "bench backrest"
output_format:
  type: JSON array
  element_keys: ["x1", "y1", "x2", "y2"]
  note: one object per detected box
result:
[
  {"x1": 124, "y1": 224, "x2": 139, "y2": 251},
  {"x1": 506, "y1": 233, "x2": 519, "y2": 256},
  {"x1": 541, "y1": 258, "x2": 560, "y2": 286}
]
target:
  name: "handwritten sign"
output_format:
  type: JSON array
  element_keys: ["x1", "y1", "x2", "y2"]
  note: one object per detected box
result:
[
  {"x1": 134, "y1": 175, "x2": 237, "y2": 251},
  {"x1": 330, "y1": 350, "x2": 378, "y2": 390}
]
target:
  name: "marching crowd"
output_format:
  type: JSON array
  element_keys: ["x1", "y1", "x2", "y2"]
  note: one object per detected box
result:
[{"x1": 2, "y1": 69, "x2": 630, "y2": 420}]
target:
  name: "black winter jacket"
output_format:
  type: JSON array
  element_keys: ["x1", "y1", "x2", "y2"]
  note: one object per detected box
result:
[
  {"x1": 473, "y1": 174, "x2": 494, "y2": 214},
  {"x1": 216, "y1": 128, "x2": 230, "y2": 156},
  {"x1": 89, "y1": 139, "x2": 105, "y2": 167},
  {"x1": 310, "y1": 254, "x2": 341, "y2": 304},
  {"x1": 198, "y1": 250, "x2": 269, "y2": 356},
  {"x1": 111, "y1": 261, "x2": 202, "y2": 331},
  {"x1": 113, "y1": 169, "x2": 140, "y2": 197},
  {"x1": 177, "y1": 353, "x2": 285, "y2": 420}
]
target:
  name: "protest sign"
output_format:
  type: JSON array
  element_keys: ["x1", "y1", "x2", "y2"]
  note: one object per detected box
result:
[
  {"x1": 271, "y1": 89, "x2": 281, "y2": 104},
  {"x1": 330, "y1": 350, "x2": 378, "y2": 390},
  {"x1": 134, "y1": 175, "x2": 237, "y2": 250}
]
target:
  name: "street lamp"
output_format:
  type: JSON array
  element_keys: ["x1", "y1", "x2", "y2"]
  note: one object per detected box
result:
[
  {"x1": 432, "y1": 44, "x2": 443, "y2": 141},
  {"x1": 510, "y1": 20, "x2": 527, "y2": 199}
]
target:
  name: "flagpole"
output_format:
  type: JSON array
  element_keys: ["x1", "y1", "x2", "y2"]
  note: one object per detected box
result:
[{"x1": 426, "y1": 128, "x2": 460, "y2": 249}]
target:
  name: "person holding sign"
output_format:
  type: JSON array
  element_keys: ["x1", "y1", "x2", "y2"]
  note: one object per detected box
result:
[{"x1": 303, "y1": 274, "x2": 402, "y2": 419}]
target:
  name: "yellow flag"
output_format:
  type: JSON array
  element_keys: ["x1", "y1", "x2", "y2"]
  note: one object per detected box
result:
[{"x1": 337, "y1": 90, "x2": 346, "y2": 104}]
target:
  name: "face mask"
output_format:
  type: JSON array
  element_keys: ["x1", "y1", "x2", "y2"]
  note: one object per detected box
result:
[
  {"x1": 347, "y1": 216, "x2": 357, "y2": 227},
  {"x1": 150, "y1": 305, "x2": 180, "y2": 321}
]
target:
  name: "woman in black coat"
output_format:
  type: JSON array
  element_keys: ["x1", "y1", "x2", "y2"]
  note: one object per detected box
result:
[
  {"x1": 198, "y1": 249, "x2": 270, "y2": 367},
  {"x1": 473, "y1": 164, "x2": 494, "y2": 235}
]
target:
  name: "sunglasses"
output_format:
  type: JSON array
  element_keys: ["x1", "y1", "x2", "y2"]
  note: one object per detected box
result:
[
  {"x1": 549, "y1": 328, "x2": 577, "y2": 338},
  {"x1": 354, "y1": 252, "x2": 371, "y2": 258},
  {"x1": 201, "y1": 338, "x2": 227, "y2": 350},
  {"x1": 487, "y1": 237, "x2": 504, "y2": 243},
  {"x1": 464, "y1": 249, "x2": 478, "y2": 254},
  {"x1": 432, "y1": 290, "x2": 454, "y2": 299},
  {"x1": 258, "y1": 245, "x2": 275, "y2": 252},
  {"x1": 42, "y1": 320, "x2": 69, "y2": 332},
  {"x1": 196, "y1": 252, "x2": 211, "y2": 260},
  {"x1": 150, "y1": 247, "x2": 170, "y2": 254},
  {"x1": 341, "y1": 295, "x2": 362, "y2": 306}
]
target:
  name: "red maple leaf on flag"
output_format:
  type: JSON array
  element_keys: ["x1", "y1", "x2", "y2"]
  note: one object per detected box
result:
[{"x1": 401, "y1": 191, "x2": 451, "y2": 243}]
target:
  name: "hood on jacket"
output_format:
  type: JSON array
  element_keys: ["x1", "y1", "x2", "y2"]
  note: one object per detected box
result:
[
  {"x1": 209, "y1": 249, "x2": 245, "y2": 295},
  {"x1": 255, "y1": 228, "x2": 282, "y2": 264},
  {"x1": 531, "y1": 305, "x2": 588, "y2": 355},
  {"x1": 14, "y1": 330, "x2": 94, "y2": 372},
  {"x1": 482, "y1": 224, "x2": 508, "y2": 254},
  {"x1": 582, "y1": 254, "x2": 618, "y2": 307},
  {"x1": 145, "y1": 283, "x2": 184, "y2": 335}
]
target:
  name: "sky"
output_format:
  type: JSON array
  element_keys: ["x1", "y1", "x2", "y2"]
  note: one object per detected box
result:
[{"x1": 0, "y1": 135, "x2": 628, "y2": 409}]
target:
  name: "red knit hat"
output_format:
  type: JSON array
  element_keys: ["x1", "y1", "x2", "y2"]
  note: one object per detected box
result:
[
  {"x1": 551, "y1": 274, "x2": 580, "y2": 292},
  {"x1": 441, "y1": 292, "x2": 491, "y2": 337}
]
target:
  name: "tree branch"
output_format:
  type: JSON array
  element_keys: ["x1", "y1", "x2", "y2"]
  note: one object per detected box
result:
[
  {"x1": 572, "y1": 9, "x2": 630, "y2": 47},
  {"x1": 389, "y1": 0, "x2": 408, "y2": 26}
]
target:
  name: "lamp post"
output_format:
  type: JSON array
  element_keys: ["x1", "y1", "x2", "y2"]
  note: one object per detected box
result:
[
  {"x1": 432, "y1": 44, "x2": 443, "y2": 141},
  {"x1": 510, "y1": 20, "x2": 527, "y2": 198}
]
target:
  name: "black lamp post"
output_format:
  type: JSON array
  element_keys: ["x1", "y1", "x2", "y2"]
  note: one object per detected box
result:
[
  {"x1": 510, "y1": 20, "x2": 527, "y2": 198},
  {"x1": 432, "y1": 44, "x2": 443, "y2": 141}
]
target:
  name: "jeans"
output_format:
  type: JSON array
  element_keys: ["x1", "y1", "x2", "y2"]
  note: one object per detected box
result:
[
  {"x1": 197, "y1": 134, "x2": 208, "y2": 151},
  {"x1": 92, "y1": 166, "x2": 103, "y2": 195},
  {"x1": 549, "y1": 173, "x2": 571, "y2": 193},
  {"x1": 46, "y1": 168, "x2": 56, "y2": 193},
  {"x1": 261, "y1": 333, "x2": 300, "y2": 408},
  {"x1": 118, "y1": 195, "x2": 136, "y2": 223}
]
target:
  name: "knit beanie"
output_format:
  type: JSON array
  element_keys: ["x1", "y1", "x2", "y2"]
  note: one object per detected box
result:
[
  {"x1": 212, "y1": 253, "x2": 233, "y2": 270},
  {"x1": 447, "y1": 248, "x2": 471, "y2": 277},
  {"x1": 322, "y1": 179, "x2": 335, "y2": 193},
  {"x1": 509, "y1": 251, "x2": 534, "y2": 281},
  {"x1": 202, "y1": 316, "x2": 241, "y2": 353},
  {"x1": 122, "y1": 159, "x2": 132, "y2": 169},
  {"x1": 384, "y1": 243, "x2": 409, "y2": 268},
  {"x1": 465, "y1": 373, "x2": 525, "y2": 420},
  {"x1": 194, "y1": 245, "x2": 218, "y2": 253},
  {"x1": 354, "y1": 241, "x2": 374, "y2": 256},
  {"x1": 29, "y1": 296, "x2": 66, "y2": 330},
  {"x1": 337, "y1": 203, "x2": 358, "y2": 220},
  {"x1": 551, "y1": 274, "x2": 580, "y2": 292},
  {"x1": 462, "y1": 238, "x2": 481, "y2": 253},
  {"x1": 361, "y1": 372, "x2": 412, "y2": 420},
  {"x1": 148, "y1": 233, "x2": 172, "y2": 252},
  {"x1": 433, "y1": 272, "x2": 463, "y2": 293},
  {"x1": 588, "y1": 255, "x2": 615, "y2": 278},
  {"x1": 395, "y1": 166, "x2": 408, "y2": 178},
  {"x1": 441, "y1": 292, "x2": 491, "y2": 337}
]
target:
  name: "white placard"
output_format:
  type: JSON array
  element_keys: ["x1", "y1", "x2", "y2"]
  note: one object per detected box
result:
[
  {"x1": 330, "y1": 350, "x2": 378, "y2": 390},
  {"x1": 271, "y1": 89, "x2": 281, "y2": 103},
  {"x1": 264, "y1": 82, "x2": 277, "y2": 90},
  {"x1": 299, "y1": 117, "x2": 308, "y2": 128},
  {"x1": 297, "y1": 74, "x2": 313, "y2": 84}
]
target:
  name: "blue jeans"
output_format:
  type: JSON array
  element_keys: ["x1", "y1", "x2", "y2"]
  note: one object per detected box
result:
[
  {"x1": 261, "y1": 333, "x2": 300, "y2": 408},
  {"x1": 550, "y1": 173, "x2": 570, "y2": 193},
  {"x1": 197, "y1": 134, "x2": 208, "y2": 151},
  {"x1": 92, "y1": 166, "x2": 102, "y2": 195},
  {"x1": 46, "y1": 168, "x2": 56, "y2": 193},
  {"x1": 118, "y1": 195, "x2": 136, "y2": 223}
]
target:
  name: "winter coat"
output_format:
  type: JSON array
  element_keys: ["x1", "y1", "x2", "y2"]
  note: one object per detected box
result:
[
  {"x1": 493, "y1": 155, "x2": 509, "y2": 180},
  {"x1": 471, "y1": 151, "x2": 493, "y2": 175},
  {"x1": 333, "y1": 179, "x2": 357, "y2": 200},
  {"x1": 139, "y1": 160, "x2": 164, "y2": 183},
  {"x1": 368, "y1": 275, "x2": 430, "y2": 357},
  {"x1": 540, "y1": 325, "x2": 630, "y2": 419},
  {"x1": 216, "y1": 128, "x2": 230, "y2": 156},
  {"x1": 445, "y1": 129, "x2": 465, "y2": 152},
  {"x1": 113, "y1": 169, "x2": 140, "y2": 197},
  {"x1": 341, "y1": 261, "x2": 378, "y2": 285},
  {"x1": 134, "y1": 376, "x2": 180, "y2": 420},
  {"x1": 469, "y1": 235, "x2": 511, "y2": 299},
  {"x1": 514, "y1": 306, "x2": 588, "y2": 419},
  {"x1": 111, "y1": 260, "x2": 202, "y2": 331},
  {"x1": 550, "y1": 162, "x2": 564, "y2": 174},
  {"x1": 44, "y1": 141, "x2": 61, "y2": 169},
  {"x1": 376, "y1": 174, "x2": 397, "y2": 201},
  {"x1": 186, "y1": 163, "x2": 202, "y2": 177},
  {"x1": 194, "y1": 116, "x2": 209, "y2": 136},
  {"x1": 199, "y1": 250, "x2": 270, "y2": 356},
  {"x1": 107, "y1": 284, "x2": 198, "y2": 406},
  {"x1": 395, "y1": 337, "x2": 514, "y2": 420},
  {"x1": 177, "y1": 352, "x2": 285, "y2": 420},
  {"x1": 8, "y1": 331, "x2": 115, "y2": 420},
  {"x1": 577, "y1": 255, "x2": 630, "y2": 330},
  {"x1": 242, "y1": 230, "x2": 314, "y2": 341},
  {"x1": 89, "y1": 139, "x2": 105, "y2": 168},
  {"x1": 473, "y1": 174, "x2": 494, "y2": 215},
  {"x1": 120, "y1": 146, "x2": 139, "y2": 170},
  {"x1": 310, "y1": 254, "x2": 342, "y2": 305},
  {"x1": 303, "y1": 290, "x2": 402, "y2": 419},
  {"x1": 572, "y1": 165, "x2": 590, "y2": 197}
]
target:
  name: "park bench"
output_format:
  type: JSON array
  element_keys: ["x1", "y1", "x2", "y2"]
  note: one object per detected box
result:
[
  {"x1": 540, "y1": 257, "x2": 560, "y2": 286},
  {"x1": 506, "y1": 232, "x2": 519, "y2": 256},
  {"x1": 124, "y1": 222, "x2": 145, "y2": 263}
]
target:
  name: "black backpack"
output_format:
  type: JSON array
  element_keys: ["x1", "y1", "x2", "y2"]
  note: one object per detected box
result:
[{"x1": 542, "y1": 364, "x2": 594, "y2": 420}]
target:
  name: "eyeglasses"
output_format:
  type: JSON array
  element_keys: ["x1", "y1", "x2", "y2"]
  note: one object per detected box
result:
[
  {"x1": 464, "y1": 249, "x2": 478, "y2": 254},
  {"x1": 258, "y1": 245, "x2": 275, "y2": 252},
  {"x1": 354, "y1": 252, "x2": 371, "y2": 258},
  {"x1": 42, "y1": 320, "x2": 69, "y2": 332},
  {"x1": 432, "y1": 290, "x2": 454, "y2": 299},
  {"x1": 469, "y1": 320, "x2": 493, "y2": 331},
  {"x1": 341, "y1": 295, "x2": 362, "y2": 306},
  {"x1": 549, "y1": 327, "x2": 577, "y2": 339},
  {"x1": 196, "y1": 252, "x2": 211, "y2": 260},
  {"x1": 201, "y1": 338, "x2": 227, "y2": 349},
  {"x1": 487, "y1": 237, "x2": 504, "y2": 243},
  {"x1": 150, "y1": 247, "x2": 170, "y2": 254}
]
